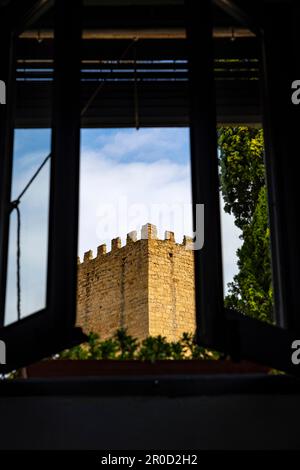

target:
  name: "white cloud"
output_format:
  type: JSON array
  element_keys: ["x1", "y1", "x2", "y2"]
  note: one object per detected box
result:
[
  {"x1": 79, "y1": 150, "x2": 193, "y2": 249},
  {"x1": 93, "y1": 128, "x2": 188, "y2": 163},
  {"x1": 79, "y1": 129, "x2": 242, "y2": 293}
]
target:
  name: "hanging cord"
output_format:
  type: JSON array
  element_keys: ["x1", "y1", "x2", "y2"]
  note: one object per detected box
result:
[
  {"x1": 81, "y1": 38, "x2": 138, "y2": 117},
  {"x1": 15, "y1": 205, "x2": 21, "y2": 321},
  {"x1": 133, "y1": 44, "x2": 140, "y2": 130},
  {"x1": 9, "y1": 37, "x2": 139, "y2": 320},
  {"x1": 12, "y1": 37, "x2": 139, "y2": 205},
  {"x1": 9, "y1": 201, "x2": 21, "y2": 321}
]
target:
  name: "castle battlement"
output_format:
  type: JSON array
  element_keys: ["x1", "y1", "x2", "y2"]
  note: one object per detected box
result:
[
  {"x1": 76, "y1": 223, "x2": 196, "y2": 341},
  {"x1": 78, "y1": 223, "x2": 194, "y2": 265}
]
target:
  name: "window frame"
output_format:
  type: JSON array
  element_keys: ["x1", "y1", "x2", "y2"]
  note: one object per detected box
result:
[
  {"x1": 0, "y1": 0, "x2": 299, "y2": 376},
  {"x1": 0, "y1": 0, "x2": 85, "y2": 374},
  {"x1": 187, "y1": 0, "x2": 300, "y2": 374}
]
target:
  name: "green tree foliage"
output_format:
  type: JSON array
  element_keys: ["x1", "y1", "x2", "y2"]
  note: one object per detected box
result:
[
  {"x1": 59, "y1": 330, "x2": 220, "y2": 362},
  {"x1": 218, "y1": 126, "x2": 265, "y2": 230},
  {"x1": 218, "y1": 126, "x2": 274, "y2": 322}
]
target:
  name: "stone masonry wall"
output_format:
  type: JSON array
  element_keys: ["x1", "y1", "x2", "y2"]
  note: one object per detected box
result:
[
  {"x1": 76, "y1": 223, "x2": 196, "y2": 341},
  {"x1": 147, "y1": 229, "x2": 196, "y2": 341}
]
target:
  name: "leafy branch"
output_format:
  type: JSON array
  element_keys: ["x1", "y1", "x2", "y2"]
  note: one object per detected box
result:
[{"x1": 59, "y1": 329, "x2": 220, "y2": 362}]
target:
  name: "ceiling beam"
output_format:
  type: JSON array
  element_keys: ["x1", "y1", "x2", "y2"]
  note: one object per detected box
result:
[{"x1": 19, "y1": 26, "x2": 254, "y2": 40}]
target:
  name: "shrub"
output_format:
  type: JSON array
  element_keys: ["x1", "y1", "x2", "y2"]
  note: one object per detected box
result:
[{"x1": 59, "y1": 329, "x2": 220, "y2": 362}]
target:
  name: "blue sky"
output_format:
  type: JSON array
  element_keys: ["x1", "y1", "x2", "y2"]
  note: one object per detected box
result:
[{"x1": 5, "y1": 127, "x2": 242, "y2": 324}]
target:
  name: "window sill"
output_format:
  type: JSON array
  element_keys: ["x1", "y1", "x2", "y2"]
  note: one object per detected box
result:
[
  {"x1": 1, "y1": 372, "x2": 300, "y2": 398},
  {"x1": 3, "y1": 359, "x2": 300, "y2": 398},
  {"x1": 25, "y1": 358, "x2": 270, "y2": 378}
]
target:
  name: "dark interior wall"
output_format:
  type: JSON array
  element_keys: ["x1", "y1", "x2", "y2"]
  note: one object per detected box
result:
[{"x1": 1, "y1": 375, "x2": 300, "y2": 450}]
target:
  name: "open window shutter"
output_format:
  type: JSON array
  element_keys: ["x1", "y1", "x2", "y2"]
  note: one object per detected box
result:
[
  {"x1": 0, "y1": 0, "x2": 85, "y2": 374},
  {"x1": 187, "y1": 0, "x2": 300, "y2": 375}
]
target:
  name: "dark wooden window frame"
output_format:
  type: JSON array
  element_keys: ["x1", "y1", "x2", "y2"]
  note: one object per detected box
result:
[
  {"x1": 0, "y1": 0, "x2": 85, "y2": 373},
  {"x1": 0, "y1": 0, "x2": 299, "y2": 375},
  {"x1": 188, "y1": 0, "x2": 300, "y2": 374}
]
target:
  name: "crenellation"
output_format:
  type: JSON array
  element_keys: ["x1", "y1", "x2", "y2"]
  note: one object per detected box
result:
[
  {"x1": 127, "y1": 230, "x2": 137, "y2": 244},
  {"x1": 141, "y1": 223, "x2": 157, "y2": 240},
  {"x1": 111, "y1": 237, "x2": 122, "y2": 251},
  {"x1": 183, "y1": 235, "x2": 194, "y2": 250},
  {"x1": 83, "y1": 250, "x2": 93, "y2": 262},
  {"x1": 97, "y1": 244, "x2": 107, "y2": 256},
  {"x1": 164, "y1": 230, "x2": 175, "y2": 242}
]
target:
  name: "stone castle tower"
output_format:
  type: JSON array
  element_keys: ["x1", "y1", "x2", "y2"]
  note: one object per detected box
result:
[{"x1": 76, "y1": 223, "x2": 196, "y2": 341}]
